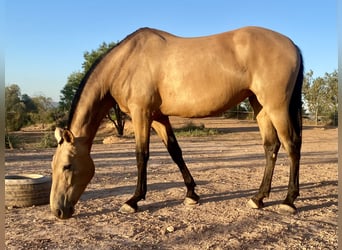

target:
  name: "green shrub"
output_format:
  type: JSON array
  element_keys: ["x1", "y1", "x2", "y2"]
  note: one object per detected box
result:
[
  {"x1": 174, "y1": 122, "x2": 219, "y2": 137},
  {"x1": 39, "y1": 133, "x2": 58, "y2": 148},
  {"x1": 5, "y1": 133, "x2": 20, "y2": 149}
]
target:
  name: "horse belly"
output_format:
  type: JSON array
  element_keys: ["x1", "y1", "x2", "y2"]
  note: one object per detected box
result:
[{"x1": 159, "y1": 85, "x2": 249, "y2": 118}]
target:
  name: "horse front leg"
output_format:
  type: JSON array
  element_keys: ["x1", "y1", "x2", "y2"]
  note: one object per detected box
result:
[{"x1": 120, "y1": 111, "x2": 151, "y2": 214}]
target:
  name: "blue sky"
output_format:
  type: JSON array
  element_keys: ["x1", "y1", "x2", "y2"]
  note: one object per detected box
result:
[{"x1": 6, "y1": 1, "x2": 337, "y2": 102}]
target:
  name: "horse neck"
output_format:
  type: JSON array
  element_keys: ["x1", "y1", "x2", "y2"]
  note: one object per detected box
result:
[
  {"x1": 68, "y1": 41, "x2": 132, "y2": 151},
  {"x1": 68, "y1": 80, "x2": 115, "y2": 151}
]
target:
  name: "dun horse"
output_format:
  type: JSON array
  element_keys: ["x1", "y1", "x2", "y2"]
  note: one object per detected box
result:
[{"x1": 50, "y1": 26, "x2": 303, "y2": 219}]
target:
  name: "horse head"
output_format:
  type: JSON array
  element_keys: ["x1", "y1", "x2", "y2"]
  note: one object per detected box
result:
[{"x1": 50, "y1": 128, "x2": 95, "y2": 219}]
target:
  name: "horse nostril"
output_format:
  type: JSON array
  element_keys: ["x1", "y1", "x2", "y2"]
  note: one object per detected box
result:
[
  {"x1": 57, "y1": 209, "x2": 63, "y2": 218},
  {"x1": 54, "y1": 206, "x2": 74, "y2": 219}
]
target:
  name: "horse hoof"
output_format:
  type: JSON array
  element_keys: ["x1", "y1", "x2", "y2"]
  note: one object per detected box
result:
[
  {"x1": 278, "y1": 204, "x2": 297, "y2": 215},
  {"x1": 183, "y1": 197, "x2": 198, "y2": 206},
  {"x1": 247, "y1": 198, "x2": 263, "y2": 209},
  {"x1": 119, "y1": 203, "x2": 137, "y2": 214}
]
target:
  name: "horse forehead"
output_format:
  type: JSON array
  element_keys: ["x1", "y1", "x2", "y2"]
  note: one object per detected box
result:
[{"x1": 54, "y1": 143, "x2": 76, "y2": 162}]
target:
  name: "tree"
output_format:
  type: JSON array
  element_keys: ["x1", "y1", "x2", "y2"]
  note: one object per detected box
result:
[
  {"x1": 22, "y1": 94, "x2": 37, "y2": 113},
  {"x1": 324, "y1": 70, "x2": 338, "y2": 125},
  {"x1": 59, "y1": 71, "x2": 84, "y2": 111},
  {"x1": 107, "y1": 103, "x2": 127, "y2": 137},
  {"x1": 31, "y1": 95, "x2": 55, "y2": 129},
  {"x1": 303, "y1": 70, "x2": 338, "y2": 125},
  {"x1": 59, "y1": 42, "x2": 117, "y2": 112},
  {"x1": 82, "y1": 41, "x2": 117, "y2": 72},
  {"x1": 21, "y1": 94, "x2": 38, "y2": 126},
  {"x1": 5, "y1": 84, "x2": 26, "y2": 131}
]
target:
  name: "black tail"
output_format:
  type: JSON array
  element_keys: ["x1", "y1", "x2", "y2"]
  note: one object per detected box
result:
[{"x1": 289, "y1": 46, "x2": 304, "y2": 139}]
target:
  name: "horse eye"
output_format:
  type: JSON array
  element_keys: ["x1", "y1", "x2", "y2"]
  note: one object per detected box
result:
[{"x1": 63, "y1": 164, "x2": 72, "y2": 171}]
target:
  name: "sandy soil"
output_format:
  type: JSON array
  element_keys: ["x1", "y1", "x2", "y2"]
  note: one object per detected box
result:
[{"x1": 5, "y1": 118, "x2": 338, "y2": 249}]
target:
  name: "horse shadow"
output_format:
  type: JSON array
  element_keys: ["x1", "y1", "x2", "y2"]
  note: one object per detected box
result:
[{"x1": 77, "y1": 179, "x2": 337, "y2": 218}]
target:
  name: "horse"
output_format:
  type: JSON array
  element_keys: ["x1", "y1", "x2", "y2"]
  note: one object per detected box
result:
[{"x1": 50, "y1": 26, "x2": 303, "y2": 219}]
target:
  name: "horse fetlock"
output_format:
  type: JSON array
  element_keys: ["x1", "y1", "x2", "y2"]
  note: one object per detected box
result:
[
  {"x1": 284, "y1": 192, "x2": 299, "y2": 205},
  {"x1": 187, "y1": 190, "x2": 200, "y2": 201}
]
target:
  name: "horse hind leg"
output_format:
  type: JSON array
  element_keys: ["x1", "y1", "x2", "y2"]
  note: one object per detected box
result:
[
  {"x1": 269, "y1": 110, "x2": 301, "y2": 214},
  {"x1": 247, "y1": 98, "x2": 281, "y2": 209},
  {"x1": 151, "y1": 116, "x2": 200, "y2": 206}
]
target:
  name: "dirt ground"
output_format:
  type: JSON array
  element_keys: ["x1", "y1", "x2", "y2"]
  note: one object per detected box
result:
[{"x1": 5, "y1": 118, "x2": 338, "y2": 249}]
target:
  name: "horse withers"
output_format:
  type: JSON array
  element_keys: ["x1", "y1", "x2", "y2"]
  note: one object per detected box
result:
[{"x1": 50, "y1": 26, "x2": 303, "y2": 219}]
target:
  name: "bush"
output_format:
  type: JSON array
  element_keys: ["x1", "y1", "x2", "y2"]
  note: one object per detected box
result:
[
  {"x1": 39, "y1": 133, "x2": 58, "y2": 148},
  {"x1": 5, "y1": 133, "x2": 20, "y2": 149},
  {"x1": 174, "y1": 122, "x2": 219, "y2": 137}
]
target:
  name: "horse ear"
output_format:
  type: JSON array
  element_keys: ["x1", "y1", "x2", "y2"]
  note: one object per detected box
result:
[
  {"x1": 54, "y1": 127, "x2": 64, "y2": 144},
  {"x1": 62, "y1": 129, "x2": 75, "y2": 144},
  {"x1": 54, "y1": 128, "x2": 75, "y2": 144}
]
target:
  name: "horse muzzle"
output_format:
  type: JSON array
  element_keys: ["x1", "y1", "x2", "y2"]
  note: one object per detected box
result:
[{"x1": 51, "y1": 204, "x2": 75, "y2": 219}]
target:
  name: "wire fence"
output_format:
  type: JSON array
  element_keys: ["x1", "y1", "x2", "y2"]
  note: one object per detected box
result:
[{"x1": 224, "y1": 110, "x2": 338, "y2": 126}]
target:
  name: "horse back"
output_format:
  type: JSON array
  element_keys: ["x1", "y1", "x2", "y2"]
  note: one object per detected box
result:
[{"x1": 112, "y1": 27, "x2": 301, "y2": 117}]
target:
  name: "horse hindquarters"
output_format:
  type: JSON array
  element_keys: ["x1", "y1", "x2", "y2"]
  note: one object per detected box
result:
[
  {"x1": 277, "y1": 54, "x2": 303, "y2": 213},
  {"x1": 248, "y1": 49, "x2": 303, "y2": 213},
  {"x1": 248, "y1": 104, "x2": 301, "y2": 213}
]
